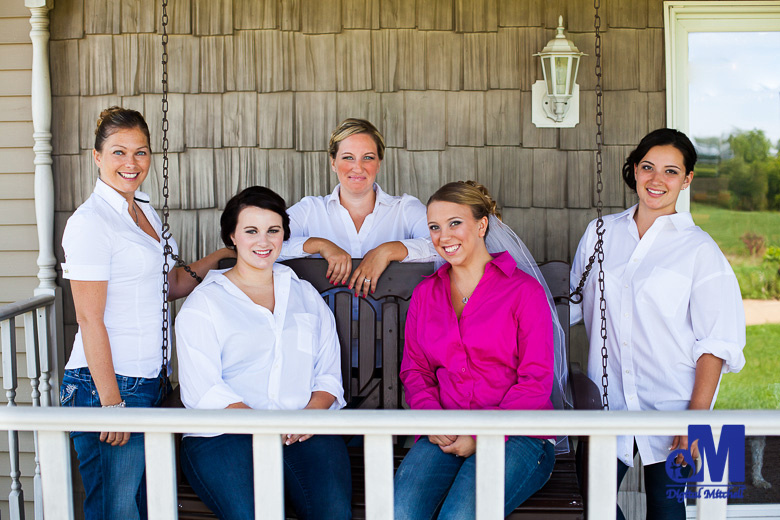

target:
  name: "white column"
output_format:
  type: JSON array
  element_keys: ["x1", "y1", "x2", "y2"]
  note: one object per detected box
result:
[
  {"x1": 26, "y1": 0, "x2": 57, "y2": 295},
  {"x1": 38, "y1": 430, "x2": 74, "y2": 520},
  {"x1": 253, "y1": 434, "x2": 284, "y2": 520},
  {"x1": 476, "y1": 435, "x2": 505, "y2": 520},
  {"x1": 588, "y1": 435, "x2": 618, "y2": 520},
  {"x1": 145, "y1": 433, "x2": 178, "y2": 520},
  {"x1": 364, "y1": 434, "x2": 394, "y2": 520}
]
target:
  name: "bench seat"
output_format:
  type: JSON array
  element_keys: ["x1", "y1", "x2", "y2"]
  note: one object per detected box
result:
[{"x1": 175, "y1": 258, "x2": 593, "y2": 520}]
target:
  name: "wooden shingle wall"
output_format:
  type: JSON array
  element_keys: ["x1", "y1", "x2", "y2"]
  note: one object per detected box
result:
[{"x1": 49, "y1": 0, "x2": 666, "y2": 349}]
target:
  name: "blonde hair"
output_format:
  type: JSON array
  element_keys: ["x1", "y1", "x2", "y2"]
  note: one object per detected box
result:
[
  {"x1": 94, "y1": 106, "x2": 150, "y2": 152},
  {"x1": 427, "y1": 181, "x2": 501, "y2": 238},
  {"x1": 328, "y1": 118, "x2": 386, "y2": 160}
]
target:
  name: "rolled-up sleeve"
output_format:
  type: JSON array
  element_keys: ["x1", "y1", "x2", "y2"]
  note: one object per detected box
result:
[
  {"x1": 175, "y1": 303, "x2": 244, "y2": 409},
  {"x1": 400, "y1": 195, "x2": 438, "y2": 262},
  {"x1": 279, "y1": 199, "x2": 312, "y2": 260},
  {"x1": 310, "y1": 294, "x2": 347, "y2": 409},
  {"x1": 690, "y1": 251, "x2": 746, "y2": 373},
  {"x1": 61, "y1": 210, "x2": 112, "y2": 281}
]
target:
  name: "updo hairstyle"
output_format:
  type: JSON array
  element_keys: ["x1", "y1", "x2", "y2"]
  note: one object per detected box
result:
[
  {"x1": 621, "y1": 128, "x2": 697, "y2": 192},
  {"x1": 220, "y1": 186, "x2": 291, "y2": 248},
  {"x1": 328, "y1": 118, "x2": 386, "y2": 161},
  {"x1": 427, "y1": 181, "x2": 501, "y2": 239},
  {"x1": 94, "y1": 106, "x2": 151, "y2": 152}
]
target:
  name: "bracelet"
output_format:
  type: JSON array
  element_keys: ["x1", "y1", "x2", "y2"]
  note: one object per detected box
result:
[{"x1": 102, "y1": 400, "x2": 126, "y2": 408}]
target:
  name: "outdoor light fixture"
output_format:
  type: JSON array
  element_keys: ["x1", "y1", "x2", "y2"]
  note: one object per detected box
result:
[{"x1": 532, "y1": 16, "x2": 586, "y2": 128}]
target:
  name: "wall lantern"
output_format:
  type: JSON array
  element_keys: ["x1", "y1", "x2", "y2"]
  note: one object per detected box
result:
[{"x1": 532, "y1": 16, "x2": 586, "y2": 128}]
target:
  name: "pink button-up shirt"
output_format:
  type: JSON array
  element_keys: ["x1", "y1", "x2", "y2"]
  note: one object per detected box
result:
[{"x1": 400, "y1": 251, "x2": 554, "y2": 412}]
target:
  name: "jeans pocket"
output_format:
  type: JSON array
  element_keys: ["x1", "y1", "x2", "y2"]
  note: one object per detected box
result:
[
  {"x1": 60, "y1": 382, "x2": 78, "y2": 407},
  {"x1": 121, "y1": 376, "x2": 161, "y2": 408}
]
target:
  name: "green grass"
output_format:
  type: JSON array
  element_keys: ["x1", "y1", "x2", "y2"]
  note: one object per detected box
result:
[
  {"x1": 690, "y1": 203, "x2": 780, "y2": 256},
  {"x1": 690, "y1": 203, "x2": 780, "y2": 299},
  {"x1": 715, "y1": 324, "x2": 780, "y2": 410}
]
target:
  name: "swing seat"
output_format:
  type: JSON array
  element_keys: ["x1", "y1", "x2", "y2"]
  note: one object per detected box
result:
[{"x1": 175, "y1": 258, "x2": 600, "y2": 520}]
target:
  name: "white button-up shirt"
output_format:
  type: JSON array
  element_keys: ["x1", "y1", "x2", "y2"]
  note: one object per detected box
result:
[
  {"x1": 571, "y1": 206, "x2": 746, "y2": 466},
  {"x1": 280, "y1": 183, "x2": 436, "y2": 261},
  {"x1": 62, "y1": 179, "x2": 177, "y2": 379},
  {"x1": 175, "y1": 264, "x2": 346, "y2": 437}
]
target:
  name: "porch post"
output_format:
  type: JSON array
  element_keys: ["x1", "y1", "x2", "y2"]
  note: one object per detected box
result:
[{"x1": 25, "y1": 0, "x2": 57, "y2": 295}]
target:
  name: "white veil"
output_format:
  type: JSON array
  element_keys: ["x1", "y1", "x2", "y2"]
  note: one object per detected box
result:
[{"x1": 434, "y1": 215, "x2": 572, "y2": 454}]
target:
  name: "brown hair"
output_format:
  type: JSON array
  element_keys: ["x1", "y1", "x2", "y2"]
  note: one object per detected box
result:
[
  {"x1": 328, "y1": 118, "x2": 385, "y2": 161},
  {"x1": 94, "y1": 106, "x2": 151, "y2": 152},
  {"x1": 427, "y1": 181, "x2": 501, "y2": 239}
]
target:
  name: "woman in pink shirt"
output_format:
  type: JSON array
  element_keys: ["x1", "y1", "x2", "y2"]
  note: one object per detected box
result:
[{"x1": 394, "y1": 181, "x2": 557, "y2": 520}]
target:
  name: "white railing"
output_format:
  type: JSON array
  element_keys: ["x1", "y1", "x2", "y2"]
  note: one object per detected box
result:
[
  {"x1": 1, "y1": 294, "x2": 56, "y2": 520},
  {"x1": 2, "y1": 407, "x2": 780, "y2": 520}
]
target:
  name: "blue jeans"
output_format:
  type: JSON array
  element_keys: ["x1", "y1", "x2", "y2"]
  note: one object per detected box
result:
[
  {"x1": 181, "y1": 433, "x2": 352, "y2": 520},
  {"x1": 394, "y1": 436, "x2": 555, "y2": 520},
  {"x1": 60, "y1": 367, "x2": 169, "y2": 520},
  {"x1": 616, "y1": 458, "x2": 691, "y2": 520}
]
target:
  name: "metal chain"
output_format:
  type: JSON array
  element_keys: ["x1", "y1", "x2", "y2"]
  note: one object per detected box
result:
[
  {"x1": 159, "y1": 0, "x2": 171, "y2": 387},
  {"x1": 568, "y1": 0, "x2": 609, "y2": 410},
  {"x1": 160, "y1": 0, "x2": 202, "y2": 387}
]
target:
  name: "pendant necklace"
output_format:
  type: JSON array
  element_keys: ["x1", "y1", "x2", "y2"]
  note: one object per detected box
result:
[
  {"x1": 130, "y1": 202, "x2": 141, "y2": 228},
  {"x1": 452, "y1": 278, "x2": 473, "y2": 305}
]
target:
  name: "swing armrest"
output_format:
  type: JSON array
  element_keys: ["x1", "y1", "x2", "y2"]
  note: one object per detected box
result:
[{"x1": 570, "y1": 364, "x2": 602, "y2": 411}]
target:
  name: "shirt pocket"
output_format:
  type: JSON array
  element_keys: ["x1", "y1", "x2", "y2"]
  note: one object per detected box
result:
[
  {"x1": 293, "y1": 313, "x2": 320, "y2": 355},
  {"x1": 639, "y1": 267, "x2": 691, "y2": 319}
]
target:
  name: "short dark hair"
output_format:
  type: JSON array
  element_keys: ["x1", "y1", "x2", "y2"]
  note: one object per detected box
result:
[
  {"x1": 94, "y1": 106, "x2": 151, "y2": 152},
  {"x1": 220, "y1": 186, "x2": 291, "y2": 248},
  {"x1": 622, "y1": 128, "x2": 697, "y2": 192}
]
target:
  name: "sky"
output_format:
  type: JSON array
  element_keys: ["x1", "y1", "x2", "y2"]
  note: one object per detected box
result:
[{"x1": 688, "y1": 32, "x2": 780, "y2": 147}]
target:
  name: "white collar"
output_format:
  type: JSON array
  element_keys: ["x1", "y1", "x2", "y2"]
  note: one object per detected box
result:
[
  {"x1": 197, "y1": 263, "x2": 297, "y2": 291},
  {"x1": 93, "y1": 178, "x2": 151, "y2": 215},
  {"x1": 623, "y1": 204, "x2": 695, "y2": 233},
  {"x1": 324, "y1": 183, "x2": 394, "y2": 215}
]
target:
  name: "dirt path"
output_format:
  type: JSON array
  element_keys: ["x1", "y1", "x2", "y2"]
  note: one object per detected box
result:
[{"x1": 744, "y1": 299, "x2": 780, "y2": 326}]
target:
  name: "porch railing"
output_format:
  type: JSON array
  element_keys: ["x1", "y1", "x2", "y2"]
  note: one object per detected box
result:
[
  {"x1": 1, "y1": 294, "x2": 56, "y2": 520},
  {"x1": 2, "y1": 406, "x2": 780, "y2": 520}
]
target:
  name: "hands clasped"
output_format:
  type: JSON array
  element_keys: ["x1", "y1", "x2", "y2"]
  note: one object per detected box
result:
[{"x1": 428, "y1": 435, "x2": 476, "y2": 458}]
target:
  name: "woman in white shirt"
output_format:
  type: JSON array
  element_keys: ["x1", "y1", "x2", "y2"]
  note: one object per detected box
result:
[
  {"x1": 570, "y1": 128, "x2": 746, "y2": 520},
  {"x1": 281, "y1": 118, "x2": 436, "y2": 297},
  {"x1": 176, "y1": 186, "x2": 351, "y2": 520},
  {"x1": 59, "y1": 107, "x2": 232, "y2": 520}
]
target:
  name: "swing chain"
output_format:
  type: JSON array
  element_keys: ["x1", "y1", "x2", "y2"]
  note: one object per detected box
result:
[
  {"x1": 568, "y1": 0, "x2": 609, "y2": 411},
  {"x1": 159, "y1": 0, "x2": 171, "y2": 385},
  {"x1": 159, "y1": 0, "x2": 202, "y2": 386}
]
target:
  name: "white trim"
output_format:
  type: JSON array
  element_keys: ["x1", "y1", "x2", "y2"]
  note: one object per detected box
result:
[
  {"x1": 664, "y1": 1, "x2": 780, "y2": 212},
  {"x1": 25, "y1": 0, "x2": 56, "y2": 295}
]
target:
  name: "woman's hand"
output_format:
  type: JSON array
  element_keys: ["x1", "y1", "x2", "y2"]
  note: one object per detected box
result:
[
  {"x1": 428, "y1": 435, "x2": 458, "y2": 447},
  {"x1": 100, "y1": 430, "x2": 131, "y2": 447},
  {"x1": 439, "y1": 435, "x2": 477, "y2": 458},
  {"x1": 305, "y1": 238, "x2": 352, "y2": 285},
  {"x1": 282, "y1": 434, "x2": 313, "y2": 445},
  {"x1": 671, "y1": 435, "x2": 699, "y2": 467},
  {"x1": 348, "y1": 242, "x2": 408, "y2": 297},
  {"x1": 282, "y1": 392, "x2": 335, "y2": 446}
]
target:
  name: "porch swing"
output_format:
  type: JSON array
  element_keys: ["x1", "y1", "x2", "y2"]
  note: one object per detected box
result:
[{"x1": 156, "y1": 0, "x2": 611, "y2": 517}]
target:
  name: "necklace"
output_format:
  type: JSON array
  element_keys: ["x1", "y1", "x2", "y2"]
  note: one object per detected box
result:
[
  {"x1": 451, "y1": 278, "x2": 473, "y2": 304},
  {"x1": 130, "y1": 203, "x2": 141, "y2": 228}
]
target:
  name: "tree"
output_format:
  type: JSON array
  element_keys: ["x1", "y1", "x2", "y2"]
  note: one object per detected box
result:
[
  {"x1": 723, "y1": 156, "x2": 768, "y2": 211},
  {"x1": 727, "y1": 129, "x2": 771, "y2": 164}
]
